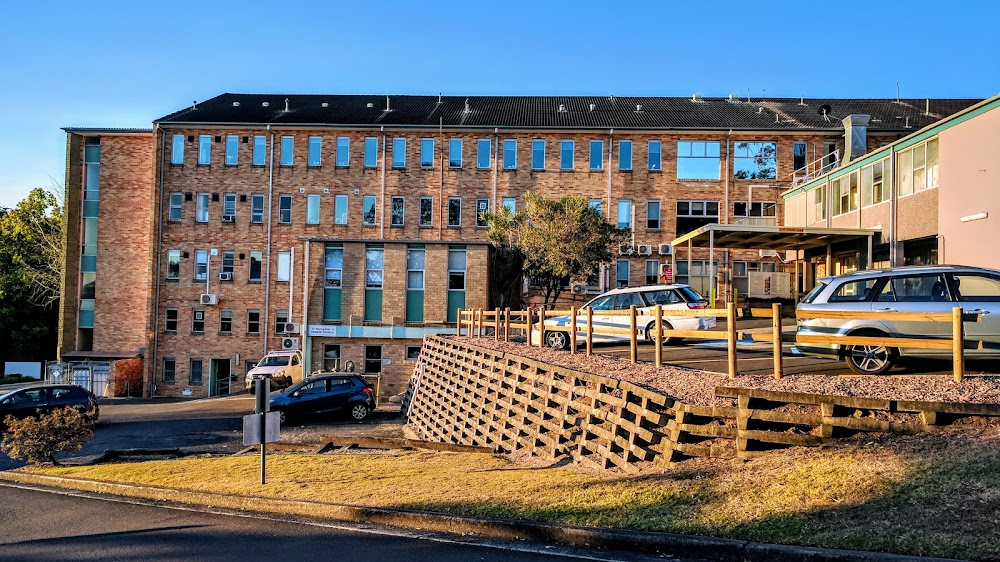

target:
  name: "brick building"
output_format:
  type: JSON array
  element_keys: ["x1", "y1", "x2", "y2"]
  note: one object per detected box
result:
[{"x1": 59, "y1": 94, "x2": 980, "y2": 398}]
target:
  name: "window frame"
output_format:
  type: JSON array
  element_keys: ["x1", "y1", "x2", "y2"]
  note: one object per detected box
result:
[
  {"x1": 419, "y1": 196, "x2": 433, "y2": 227},
  {"x1": 502, "y1": 139, "x2": 517, "y2": 170},
  {"x1": 252, "y1": 135, "x2": 266, "y2": 166},
  {"x1": 420, "y1": 138, "x2": 434, "y2": 168},
  {"x1": 222, "y1": 193, "x2": 237, "y2": 220},
  {"x1": 280, "y1": 136, "x2": 294, "y2": 166},
  {"x1": 676, "y1": 140, "x2": 721, "y2": 180},
  {"x1": 392, "y1": 138, "x2": 406, "y2": 168},
  {"x1": 194, "y1": 250, "x2": 208, "y2": 281},
  {"x1": 334, "y1": 194, "x2": 348, "y2": 225},
  {"x1": 336, "y1": 136, "x2": 350, "y2": 167},
  {"x1": 189, "y1": 358, "x2": 203, "y2": 384},
  {"x1": 278, "y1": 194, "x2": 292, "y2": 224},
  {"x1": 448, "y1": 197, "x2": 462, "y2": 228},
  {"x1": 195, "y1": 192, "x2": 209, "y2": 223},
  {"x1": 308, "y1": 136, "x2": 322, "y2": 167},
  {"x1": 618, "y1": 140, "x2": 633, "y2": 171},
  {"x1": 531, "y1": 139, "x2": 545, "y2": 170},
  {"x1": 192, "y1": 308, "x2": 205, "y2": 334},
  {"x1": 162, "y1": 358, "x2": 176, "y2": 383},
  {"x1": 247, "y1": 309, "x2": 261, "y2": 334},
  {"x1": 250, "y1": 194, "x2": 265, "y2": 224},
  {"x1": 448, "y1": 138, "x2": 462, "y2": 168},
  {"x1": 390, "y1": 196, "x2": 404, "y2": 227},
  {"x1": 165, "y1": 307, "x2": 178, "y2": 332},
  {"x1": 306, "y1": 194, "x2": 321, "y2": 224},
  {"x1": 168, "y1": 192, "x2": 182, "y2": 222},
  {"x1": 475, "y1": 198, "x2": 489, "y2": 228},
  {"x1": 198, "y1": 135, "x2": 211, "y2": 165},
  {"x1": 647, "y1": 140, "x2": 662, "y2": 171},
  {"x1": 646, "y1": 200, "x2": 661, "y2": 231},
  {"x1": 220, "y1": 308, "x2": 233, "y2": 334},
  {"x1": 589, "y1": 140, "x2": 604, "y2": 171},
  {"x1": 477, "y1": 138, "x2": 491, "y2": 169},
  {"x1": 364, "y1": 137, "x2": 378, "y2": 168},
  {"x1": 249, "y1": 251, "x2": 263, "y2": 282},
  {"x1": 560, "y1": 139, "x2": 574, "y2": 171},
  {"x1": 166, "y1": 249, "x2": 181, "y2": 280},
  {"x1": 362, "y1": 195, "x2": 377, "y2": 226},
  {"x1": 276, "y1": 251, "x2": 291, "y2": 283},
  {"x1": 171, "y1": 135, "x2": 184, "y2": 165}
]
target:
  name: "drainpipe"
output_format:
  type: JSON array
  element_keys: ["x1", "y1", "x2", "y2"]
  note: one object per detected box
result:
[
  {"x1": 725, "y1": 131, "x2": 731, "y2": 225},
  {"x1": 302, "y1": 241, "x2": 311, "y2": 375},
  {"x1": 438, "y1": 118, "x2": 444, "y2": 240},
  {"x1": 889, "y1": 148, "x2": 898, "y2": 266},
  {"x1": 147, "y1": 125, "x2": 166, "y2": 398},
  {"x1": 603, "y1": 129, "x2": 614, "y2": 292},
  {"x1": 606, "y1": 129, "x2": 614, "y2": 219},
  {"x1": 263, "y1": 128, "x2": 274, "y2": 356},
  {"x1": 287, "y1": 246, "x2": 294, "y2": 324},
  {"x1": 380, "y1": 126, "x2": 386, "y2": 238},
  {"x1": 492, "y1": 128, "x2": 499, "y2": 211}
]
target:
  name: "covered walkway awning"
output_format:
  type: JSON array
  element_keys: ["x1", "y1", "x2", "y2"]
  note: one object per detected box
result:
[{"x1": 670, "y1": 224, "x2": 879, "y2": 251}]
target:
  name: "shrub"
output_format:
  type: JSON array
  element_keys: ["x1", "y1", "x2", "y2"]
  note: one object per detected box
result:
[
  {"x1": 1, "y1": 407, "x2": 94, "y2": 465},
  {"x1": 0, "y1": 374, "x2": 38, "y2": 385}
]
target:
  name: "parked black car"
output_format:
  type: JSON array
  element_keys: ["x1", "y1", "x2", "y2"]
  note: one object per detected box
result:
[
  {"x1": 0, "y1": 385, "x2": 99, "y2": 426},
  {"x1": 268, "y1": 374, "x2": 376, "y2": 424}
]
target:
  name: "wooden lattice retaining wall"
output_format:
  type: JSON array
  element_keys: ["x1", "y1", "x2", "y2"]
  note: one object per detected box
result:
[{"x1": 406, "y1": 336, "x2": 1000, "y2": 470}]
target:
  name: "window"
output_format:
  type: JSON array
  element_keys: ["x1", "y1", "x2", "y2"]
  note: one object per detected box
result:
[
  {"x1": 951, "y1": 273, "x2": 1000, "y2": 302},
  {"x1": 306, "y1": 195, "x2": 320, "y2": 224},
  {"x1": 589, "y1": 140, "x2": 603, "y2": 171},
  {"x1": 221, "y1": 193, "x2": 237, "y2": 221},
  {"x1": 448, "y1": 197, "x2": 462, "y2": 227},
  {"x1": 392, "y1": 138, "x2": 406, "y2": 168},
  {"x1": 278, "y1": 194, "x2": 292, "y2": 224},
  {"x1": 365, "y1": 246, "x2": 384, "y2": 322},
  {"x1": 419, "y1": 197, "x2": 433, "y2": 227},
  {"x1": 391, "y1": 196, "x2": 404, "y2": 226},
  {"x1": 420, "y1": 138, "x2": 434, "y2": 168},
  {"x1": 476, "y1": 198, "x2": 489, "y2": 227},
  {"x1": 198, "y1": 135, "x2": 211, "y2": 165},
  {"x1": 277, "y1": 251, "x2": 290, "y2": 282},
  {"x1": 250, "y1": 194, "x2": 264, "y2": 223},
  {"x1": 249, "y1": 251, "x2": 262, "y2": 282},
  {"x1": 362, "y1": 195, "x2": 377, "y2": 225},
  {"x1": 477, "y1": 139, "x2": 491, "y2": 169},
  {"x1": 861, "y1": 158, "x2": 889, "y2": 207},
  {"x1": 619, "y1": 140, "x2": 632, "y2": 171},
  {"x1": 221, "y1": 250, "x2": 235, "y2": 277},
  {"x1": 336, "y1": 136, "x2": 350, "y2": 167},
  {"x1": 531, "y1": 139, "x2": 545, "y2": 170},
  {"x1": 502, "y1": 197, "x2": 516, "y2": 213},
  {"x1": 503, "y1": 139, "x2": 516, "y2": 169},
  {"x1": 733, "y1": 141, "x2": 777, "y2": 179},
  {"x1": 364, "y1": 345, "x2": 383, "y2": 374},
  {"x1": 676, "y1": 200, "x2": 719, "y2": 236},
  {"x1": 220, "y1": 309, "x2": 232, "y2": 333},
  {"x1": 793, "y1": 142, "x2": 807, "y2": 174},
  {"x1": 447, "y1": 247, "x2": 466, "y2": 323},
  {"x1": 589, "y1": 199, "x2": 602, "y2": 215},
  {"x1": 645, "y1": 260, "x2": 659, "y2": 285},
  {"x1": 897, "y1": 138, "x2": 938, "y2": 196},
  {"x1": 876, "y1": 274, "x2": 949, "y2": 303},
  {"x1": 324, "y1": 244, "x2": 343, "y2": 321},
  {"x1": 560, "y1": 140, "x2": 574, "y2": 170},
  {"x1": 169, "y1": 192, "x2": 182, "y2": 221},
  {"x1": 833, "y1": 171, "x2": 859, "y2": 216},
  {"x1": 449, "y1": 138, "x2": 462, "y2": 168},
  {"x1": 245, "y1": 359, "x2": 258, "y2": 374},
  {"x1": 308, "y1": 136, "x2": 322, "y2": 167},
  {"x1": 253, "y1": 136, "x2": 266, "y2": 166},
  {"x1": 616, "y1": 199, "x2": 631, "y2": 229},
  {"x1": 829, "y1": 278, "x2": 878, "y2": 303},
  {"x1": 196, "y1": 192, "x2": 209, "y2": 223},
  {"x1": 274, "y1": 310, "x2": 289, "y2": 333},
  {"x1": 406, "y1": 246, "x2": 425, "y2": 323},
  {"x1": 162, "y1": 358, "x2": 175, "y2": 383},
  {"x1": 822, "y1": 140, "x2": 838, "y2": 173},
  {"x1": 616, "y1": 259, "x2": 630, "y2": 288},
  {"x1": 809, "y1": 186, "x2": 827, "y2": 223},
  {"x1": 192, "y1": 309, "x2": 205, "y2": 333},
  {"x1": 189, "y1": 359, "x2": 203, "y2": 384},
  {"x1": 364, "y1": 137, "x2": 377, "y2": 168},
  {"x1": 334, "y1": 195, "x2": 348, "y2": 225},
  {"x1": 677, "y1": 141, "x2": 720, "y2": 180},
  {"x1": 323, "y1": 344, "x2": 342, "y2": 371},
  {"x1": 171, "y1": 135, "x2": 184, "y2": 165},
  {"x1": 194, "y1": 250, "x2": 208, "y2": 281},
  {"x1": 734, "y1": 201, "x2": 777, "y2": 225},
  {"x1": 280, "y1": 136, "x2": 294, "y2": 166},
  {"x1": 225, "y1": 135, "x2": 238, "y2": 165},
  {"x1": 646, "y1": 200, "x2": 660, "y2": 230},
  {"x1": 165, "y1": 308, "x2": 178, "y2": 332},
  {"x1": 167, "y1": 250, "x2": 180, "y2": 279},
  {"x1": 647, "y1": 140, "x2": 661, "y2": 171},
  {"x1": 405, "y1": 346, "x2": 422, "y2": 361},
  {"x1": 247, "y1": 310, "x2": 261, "y2": 334}
]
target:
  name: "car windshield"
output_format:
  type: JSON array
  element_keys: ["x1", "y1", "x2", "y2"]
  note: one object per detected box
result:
[{"x1": 258, "y1": 356, "x2": 290, "y2": 367}]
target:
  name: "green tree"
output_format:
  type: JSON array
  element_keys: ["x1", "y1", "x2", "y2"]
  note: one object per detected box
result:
[{"x1": 485, "y1": 193, "x2": 628, "y2": 305}]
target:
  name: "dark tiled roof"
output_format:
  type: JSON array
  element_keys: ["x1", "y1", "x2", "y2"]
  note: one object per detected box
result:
[
  {"x1": 156, "y1": 93, "x2": 982, "y2": 132},
  {"x1": 62, "y1": 127, "x2": 152, "y2": 134}
]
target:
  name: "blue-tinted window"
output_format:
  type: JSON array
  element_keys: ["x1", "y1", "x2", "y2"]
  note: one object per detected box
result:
[
  {"x1": 734, "y1": 142, "x2": 777, "y2": 180},
  {"x1": 617, "y1": 199, "x2": 632, "y2": 229},
  {"x1": 336, "y1": 137, "x2": 350, "y2": 167},
  {"x1": 619, "y1": 140, "x2": 632, "y2": 171},
  {"x1": 280, "y1": 136, "x2": 294, "y2": 166},
  {"x1": 198, "y1": 135, "x2": 211, "y2": 165},
  {"x1": 560, "y1": 140, "x2": 574, "y2": 170},
  {"x1": 646, "y1": 200, "x2": 661, "y2": 230},
  {"x1": 392, "y1": 138, "x2": 406, "y2": 168},
  {"x1": 648, "y1": 140, "x2": 661, "y2": 171},
  {"x1": 334, "y1": 195, "x2": 348, "y2": 225},
  {"x1": 225, "y1": 135, "x2": 238, "y2": 165},
  {"x1": 589, "y1": 140, "x2": 603, "y2": 171},
  {"x1": 420, "y1": 138, "x2": 434, "y2": 167},
  {"x1": 503, "y1": 139, "x2": 516, "y2": 169},
  {"x1": 253, "y1": 136, "x2": 266, "y2": 166},
  {"x1": 171, "y1": 134, "x2": 184, "y2": 165},
  {"x1": 308, "y1": 136, "x2": 322, "y2": 167},
  {"x1": 677, "y1": 141, "x2": 721, "y2": 180},
  {"x1": 531, "y1": 139, "x2": 545, "y2": 170},
  {"x1": 362, "y1": 195, "x2": 377, "y2": 225},
  {"x1": 502, "y1": 197, "x2": 516, "y2": 213},
  {"x1": 364, "y1": 137, "x2": 378, "y2": 168},
  {"x1": 449, "y1": 138, "x2": 462, "y2": 168},
  {"x1": 477, "y1": 139, "x2": 491, "y2": 169},
  {"x1": 589, "y1": 199, "x2": 603, "y2": 215}
]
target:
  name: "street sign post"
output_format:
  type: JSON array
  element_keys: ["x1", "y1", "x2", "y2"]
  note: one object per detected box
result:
[{"x1": 242, "y1": 375, "x2": 281, "y2": 484}]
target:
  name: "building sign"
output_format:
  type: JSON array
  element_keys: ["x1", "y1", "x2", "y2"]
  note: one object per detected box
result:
[
  {"x1": 660, "y1": 263, "x2": 673, "y2": 283},
  {"x1": 308, "y1": 324, "x2": 343, "y2": 337}
]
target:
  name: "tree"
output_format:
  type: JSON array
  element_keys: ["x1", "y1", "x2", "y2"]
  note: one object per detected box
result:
[
  {"x1": 1, "y1": 407, "x2": 94, "y2": 465},
  {"x1": 484, "y1": 193, "x2": 628, "y2": 305}
]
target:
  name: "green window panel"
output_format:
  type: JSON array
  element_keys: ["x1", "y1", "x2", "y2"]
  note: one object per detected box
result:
[
  {"x1": 83, "y1": 200, "x2": 99, "y2": 218},
  {"x1": 323, "y1": 288, "x2": 342, "y2": 322},
  {"x1": 80, "y1": 255, "x2": 97, "y2": 272},
  {"x1": 447, "y1": 291, "x2": 465, "y2": 323},
  {"x1": 364, "y1": 289, "x2": 383, "y2": 322},
  {"x1": 405, "y1": 291, "x2": 424, "y2": 323}
]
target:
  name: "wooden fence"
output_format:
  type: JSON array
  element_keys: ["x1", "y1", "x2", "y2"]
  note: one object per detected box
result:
[{"x1": 457, "y1": 305, "x2": 984, "y2": 380}]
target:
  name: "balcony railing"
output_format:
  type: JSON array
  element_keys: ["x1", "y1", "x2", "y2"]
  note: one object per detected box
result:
[{"x1": 733, "y1": 216, "x2": 777, "y2": 226}]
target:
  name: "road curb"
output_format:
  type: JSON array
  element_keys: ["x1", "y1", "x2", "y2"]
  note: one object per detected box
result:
[{"x1": 0, "y1": 471, "x2": 960, "y2": 562}]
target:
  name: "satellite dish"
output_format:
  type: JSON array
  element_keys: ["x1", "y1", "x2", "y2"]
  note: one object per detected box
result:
[{"x1": 818, "y1": 104, "x2": 832, "y2": 116}]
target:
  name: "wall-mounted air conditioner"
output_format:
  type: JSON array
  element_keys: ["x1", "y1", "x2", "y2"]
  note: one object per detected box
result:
[
  {"x1": 636, "y1": 244, "x2": 653, "y2": 256},
  {"x1": 199, "y1": 294, "x2": 218, "y2": 305},
  {"x1": 618, "y1": 244, "x2": 634, "y2": 256},
  {"x1": 658, "y1": 243, "x2": 673, "y2": 256},
  {"x1": 219, "y1": 272, "x2": 233, "y2": 281},
  {"x1": 282, "y1": 322, "x2": 300, "y2": 335},
  {"x1": 222, "y1": 214, "x2": 235, "y2": 223},
  {"x1": 281, "y1": 337, "x2": 300, "y2": 350}
]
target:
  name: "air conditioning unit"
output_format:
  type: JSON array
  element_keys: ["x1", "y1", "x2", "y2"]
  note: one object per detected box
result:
[
  {"x1": 618, "y1": 244, "x2": 634, "y2": 256},
  {"x1": 281, "y1": 337, "x2": 300, "y2": 350},
  {"x1": 636, "y1": 244, "x2": 653, "y2": 256},
  {"x1": 571, "y1": 282, "x2": 589, "y2": 295},
  {"x1": 219, "y1": 272, "x2": 233, "y2": 281},
  {"x1": 658, "y1": 243, "x2": 674, "y2": 256},
  {"x1": 759, "y1": 249, "x2": 779, "y2": 258},
  {"x1": 222, "y1": 214, "x2": 235, "y2": 223},
  {"x1": 283, "y1": 322, "x2": 300, "y2": 335},
  {"x1": 199, "y1": 293, "x2": 218, "y2": 305}
]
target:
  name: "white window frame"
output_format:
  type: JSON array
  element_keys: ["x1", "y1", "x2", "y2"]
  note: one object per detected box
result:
[
  {"x1": 589, "y1": 140, "x2": 604, "y2": 171},
  {"x1": 308, "y1": 136, "x2": 322, "y2": 167},
  {"x1": 249, "y1": 251, "x2": 263, "y2": 282},
  {"x1": 477, "y1": 139, "x2": 491, "y2": 169},
  {"x1": 531, "y1": 139, "x2": 545, "y2": 170},
  {"x1": 166, "y1": 250, "x2": 181, "y2": 280},
  {"x1": 419, "y1": 196, "x2": 433, "y2": 227},
  {"x1": 392, "y1": 138, "x2": 406, "y2": 168},
  {"x1": 223, "y1": 193, "x2": 237, "y2": 219},
  {"x1": 306, "y1": 194, "x2": 320, "y2": 224},
  {"x1": 502, "y1": 139, "x2": 517, "y2": 170},
  {"x1": 362, "y1": 195, "x2": 377, "y2": 226},
  {"x1": 618, "y1": 140, "x2": 632, "y2": 171},
  {"x1": 196, "y1": 193, "x2": 209, "y2": 223},
  {"x1": 560, "y1": 140, "x2": 574, "y2": 170},
  {"x1": 449, "y1": 138, "x2": 462, "y2": 168},
  {"x1": 225, "y1": 135, "x2": 238, "y2": 166},
  {"x1": 648, "y1": 140, "x2": 662, "y2": 171},
  {"x1": 420, "y1": 138, "x2": 434, "y2": 168},
  {"x1": 391, "y1": 196, "x2": 405, "y2": 227},
  {"x1": 280, "y1": 136, "x2": 294, "y2": 166},
  {"x1": 278, "y1": 194, "x2": 292, "y2": 224},
  {"x1": 253, "y1": 136, "x2": 266, "y2": 166},
  {"x1": 336, "y1": 136, "x2": 350, "y2": 167},
  {"x1": 364, "y1": 137, "x2": 378, "y2": 168},
  {"x1": 198, "y1": 135, "x2": 211, "y2": 165},
  {"x1": 250, "y1": 194, "x2": 264, "y2": 223},
  {"x1": 171, "y1": 134, "x2": 184, "y2": 165},
  {"x1": 334, "y1": 194, "x2": 348, "y2": 225},
  {"x1": 277, "y1": 251, "x2": 291, "y2": 282},
  {"x1": 168, "y1": 192, "x2": 182, "y2": 221},
  {"x1": 194, "y1": 250, "x2": 208, "y2": 281},
  {"x1": 448, "y1": 197, "x2": 462, "y2": 227}
]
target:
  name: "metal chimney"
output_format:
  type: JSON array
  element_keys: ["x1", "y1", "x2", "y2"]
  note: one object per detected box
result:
[{"x1": 841, "y1": 114, "x2": 871, "y2": 164}]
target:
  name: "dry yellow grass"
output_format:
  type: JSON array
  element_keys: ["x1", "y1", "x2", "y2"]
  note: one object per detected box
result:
[{"x1": 32, "y1": 428, "x2": 1000, "y2": 561}]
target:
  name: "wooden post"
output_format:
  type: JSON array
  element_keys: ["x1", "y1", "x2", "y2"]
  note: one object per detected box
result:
[
  {"x1": 772, "y1": 303, "x2": 783, "y2": 379},
  {"x1": 727, "y1": 302, "x2": 738, "y2": 379},
  {"x1": 538, "y1": 307, "x2": 545, "y2": 348},
  {"x1": 953, "y1": 306, "x2": 965, "y2": 382},
  {"x1": 629, "y1": 304, "x2": 637, "y2": 364},
  {"x1": 526, "y1": 307, "x2": 533, "y2": 346},
  {"x1": 569, "y1": 306, "x2": 577, "y2": 354},
  {"x1": 654, "y1": 305, "x2": 663, "y2": 367},
  {"x1": 503, "y1": 307, "x2": 510, "y2": 342},
  {"x1": 456, "y1": 308, "x2": 463, "y2": 336},
  {"x1": 586, "y1": 307, "x2": 593, "y2": 356},
  {"x1": 494, "y1": 308, "x2": 501, "y2": 341}
]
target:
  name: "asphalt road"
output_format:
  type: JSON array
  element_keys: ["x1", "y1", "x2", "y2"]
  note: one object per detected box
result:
[{"x1": 0, "y1": 484, "x2": 691, "y2": 562}]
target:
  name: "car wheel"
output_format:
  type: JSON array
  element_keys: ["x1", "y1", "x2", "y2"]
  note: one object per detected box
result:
[
  {"x1": 350, "y1": 404, "x2": 370, "y2": 421},
  {"x1": 545, "y1": 331, "x2": 569, "y2": 350},
  {"x1": 645, "y1": 322, "x2": 681, "y2": 346},
  {"x1": 845, "y1": 331, "x2": 897, "y2": 375}
]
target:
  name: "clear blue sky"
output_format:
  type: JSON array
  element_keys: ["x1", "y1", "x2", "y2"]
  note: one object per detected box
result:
[{"x1": 1, "y1": 0, "x2": 998, "y2": 207}]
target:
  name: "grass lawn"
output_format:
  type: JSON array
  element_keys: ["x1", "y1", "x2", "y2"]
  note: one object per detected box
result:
[{"x1": 32, "y1": 427, "x2": 1000, "y2": 561}]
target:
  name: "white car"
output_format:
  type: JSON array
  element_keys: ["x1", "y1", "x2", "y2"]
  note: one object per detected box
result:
[
  {"x1": 245, "y1": 350, "x2": 303, "y2": 392},
  {"x1": 532, "y1": 284, "x2": 716, "y2": 349}
]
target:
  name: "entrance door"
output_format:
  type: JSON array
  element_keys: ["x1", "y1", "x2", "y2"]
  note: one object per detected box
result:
[{"x1": 210, "y1": 359, "x2": 232, "y2": 397}]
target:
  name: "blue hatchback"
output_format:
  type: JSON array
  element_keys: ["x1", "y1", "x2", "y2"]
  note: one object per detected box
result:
[{"x1": 268, "y1": 374, "x2": 376, "y2": 424}]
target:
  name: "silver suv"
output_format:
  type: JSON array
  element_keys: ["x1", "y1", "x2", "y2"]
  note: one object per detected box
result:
[{"x1": 796, "y1": 265, "x2": 1000, "y2": 374}]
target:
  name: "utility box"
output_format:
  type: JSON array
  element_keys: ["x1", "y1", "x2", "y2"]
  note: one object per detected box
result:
[{"x1": 748, "y1": 272, "x2": 791, "y2": 299}]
